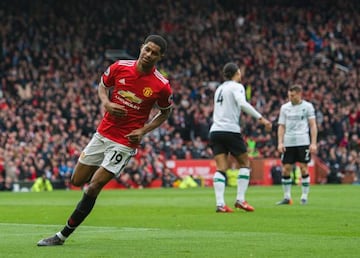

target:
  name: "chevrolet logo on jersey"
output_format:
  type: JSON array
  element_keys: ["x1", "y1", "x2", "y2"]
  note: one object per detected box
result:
[{"x1": 118, "y1": 90, "x2": 142, "y2": 104}]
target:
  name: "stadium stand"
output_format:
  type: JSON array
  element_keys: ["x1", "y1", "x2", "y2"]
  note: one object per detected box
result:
[{"x1": 0, "y1": 0, "x2": 359, "y2": 190}]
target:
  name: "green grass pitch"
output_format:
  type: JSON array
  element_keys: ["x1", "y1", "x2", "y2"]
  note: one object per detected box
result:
[{"x1": 0, "y1": 185, "x2": 359, "y2": 258}]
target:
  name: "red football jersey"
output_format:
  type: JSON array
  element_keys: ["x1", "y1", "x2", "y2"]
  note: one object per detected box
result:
[{"x1": 97, "y1": 60, "x2": 173, "y2": 148}]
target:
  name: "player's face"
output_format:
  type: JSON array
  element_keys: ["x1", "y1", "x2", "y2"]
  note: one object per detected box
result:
[
  {"x1": 288, "y1": 90, "x2": 301, "y2": 104},
  {"x1": 236, "y1": 69, "x2": 242, "y2": 82},
  {"x1": 232, "y1": 69, "x2": 241, "y2": 82},
  {"x1": 138, "y1": 42, "x2": 163, "y2": 71}
]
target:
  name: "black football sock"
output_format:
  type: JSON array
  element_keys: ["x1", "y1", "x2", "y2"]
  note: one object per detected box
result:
[{"x1": 60, "y1": 193, "x2": 97, "y2": 237}]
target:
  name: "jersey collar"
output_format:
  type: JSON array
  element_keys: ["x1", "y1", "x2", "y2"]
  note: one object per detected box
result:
[{"x1": 134, "y1": 60, "x2": 156, "y2": 76}]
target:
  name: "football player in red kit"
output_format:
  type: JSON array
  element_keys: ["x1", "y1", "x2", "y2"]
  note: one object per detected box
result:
[{"x1": 38, "y1": 35, "x2": 172, "y2": 246}]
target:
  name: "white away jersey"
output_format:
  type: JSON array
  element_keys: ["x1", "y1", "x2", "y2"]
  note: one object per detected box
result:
[
  {"x1": 278, "y1": 100, "x2": 316, "y2": 147},
  {"x1": 210, "y1": 81, "x2": 262, "y2": 133}
]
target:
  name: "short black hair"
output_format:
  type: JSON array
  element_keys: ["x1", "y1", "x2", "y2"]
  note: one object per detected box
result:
[
  {"x1": 144, "y1": 35, "x2": 167, "y2": 54},
  {"x1": 223, "y1": 62, "x2": 239, "y2": 80}
]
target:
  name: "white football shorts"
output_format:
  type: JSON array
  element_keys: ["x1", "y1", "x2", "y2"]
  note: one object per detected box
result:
[{"x1": 79, "y1": 132, "x2": 136, "y2": 176}]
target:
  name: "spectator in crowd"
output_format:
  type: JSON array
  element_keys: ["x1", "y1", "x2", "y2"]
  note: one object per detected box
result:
[
  {"x1": 343, "y1": 151, "x2": 359, "y2": 184},
  {"x1": 270, "y1": 165, "x2": 282, "y2": 185},
  {"x1": 58, "y1": 160, "x2": 75, "y2": 190},
  {"x1": 178, "y1": 174, "x2": 200, "y2": 189},
  {"x1": 0, "y1": 174, "x2": 13, "y2": 191},
  {"x1": 161, "y1": 167, "x2": 180, "y2": 188},
  {"x1": 37, "y1": 34, "x2": 173, "y2": 246},
  {"x1": 31, "y1": 174, "x2": 54, "y2": 192},
  {"x1": 226, "y1": 159, "x2": 239, "y2": 187}
]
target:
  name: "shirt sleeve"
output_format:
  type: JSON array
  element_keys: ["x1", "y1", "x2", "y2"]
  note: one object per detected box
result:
[
  {"x1": 101, "y1": 62, "x2": 118, "y2": 87},
  {"x1": 156, "y1": 82, "x2": 173, "y2": 109},
  {"x1": 235, "y1": 84, "x2": 262, "y2": 119},
  {"x1": 307, "y1": 102, "x2": 316, "y2": 119},
  {"x1": 278, "y1": 105, "x2": 286, "y2": 125}
]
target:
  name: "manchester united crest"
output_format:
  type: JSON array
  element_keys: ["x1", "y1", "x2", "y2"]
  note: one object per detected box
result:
[{"x1": 143, "y1": 87, "x2": 153, "y2": 97}]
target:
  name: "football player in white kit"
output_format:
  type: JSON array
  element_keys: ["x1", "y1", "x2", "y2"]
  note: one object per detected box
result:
[
  {"x1": 277, "y1": 84, "x2": 318, "y2": 205},
  {"x1": 209, "y1": 62, "x2": 272, "y2": 213}
]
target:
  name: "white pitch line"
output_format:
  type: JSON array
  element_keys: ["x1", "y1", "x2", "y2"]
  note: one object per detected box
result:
[{"x1": 0, "y1": 223, "x2": 159, "y2": 232}]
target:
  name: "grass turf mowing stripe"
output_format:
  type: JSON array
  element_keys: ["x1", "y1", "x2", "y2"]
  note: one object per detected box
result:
[{"x1": 0, "y1": 185, "x2": 359, "y2": 257}]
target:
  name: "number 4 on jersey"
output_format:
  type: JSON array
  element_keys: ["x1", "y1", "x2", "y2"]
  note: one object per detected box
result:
[{"x1": 216, "y1": 89, "x2": 223, "y2": 105}]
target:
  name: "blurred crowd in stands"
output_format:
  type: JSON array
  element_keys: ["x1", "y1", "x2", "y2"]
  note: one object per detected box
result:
[{"x1": 0, "y1": 0, "x2": 359, "y2": 190}]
